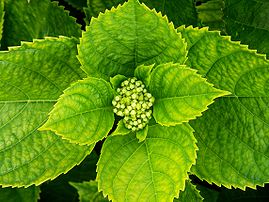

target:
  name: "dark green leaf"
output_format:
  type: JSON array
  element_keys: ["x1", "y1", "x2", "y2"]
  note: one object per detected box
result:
[{"x1": 2, "y1": 0, "x2": 81, "y2": 48}]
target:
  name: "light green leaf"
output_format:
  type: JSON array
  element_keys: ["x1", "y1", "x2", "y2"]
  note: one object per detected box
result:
[
  {"x1": 134, "y1": 64, "x2": 154, "y2": 87},
  {"x1": 0, "y1": 37, "x2": 93, "y2": 187},
  {"x1": 196, "y1": 0, "x2": 269, "y2": 57},
  {"x1": 149, "y1": 63, "x2": 229, "y2": 126},
  {"x1": 64, "y1": 0, "x2": 87, "y2": 10},
  {"x1": 111, "y1": 120, "x2": 130, "y2": 136},
  {"x1": 85, "y1": 0, "x2": 198, "y2": 27},
  {"x1": 0, "y1": 186, "x2": 40, "y2": 202},
  {"x1": 78, "y1": 0, "x2": 187, "y2": 79},
  {"x1": 2, "y1": 0, "x2": 81, "y2": 48},
  {"x1": 0, "y1": 0, "x2": 4, "y2": 42},
  {"x1": 97, "y1": 123, "x2": 197, "y2": 202},
  {"x1": 70, "y1": 181, "x2": 108, "y2": 202},
  {"x1": 174, "y1": 181, "x2": 203, "y2": 202},
  {"x1": 136, "y1": 124, "x2": 148, "y2": 142},
  {"x1": 40, "y1": 77, "x2": 115, "y2": 145},
  {"x1": 110, "y1": 74, "x2": 127, "y2": 89},
  {"x1": 178, "y1": 26, "x2": 269, "y2": 189}
]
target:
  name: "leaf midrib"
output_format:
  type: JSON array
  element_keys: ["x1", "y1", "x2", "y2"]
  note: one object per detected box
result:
[{"x1": 156, "y1": 92, "x2": 220, "y2": 102}]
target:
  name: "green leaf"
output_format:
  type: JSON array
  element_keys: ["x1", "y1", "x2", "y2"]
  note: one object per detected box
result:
[
  {"x1": 0, "y1": 37, "x2": 93, "y2": 187},
  {"x1": 97, "y1": 123, "x2": 197, "y2": 201},
  {"x1": 78, "y1": 0, "x2": 187, "y2": 79},
  {"x1": 64, "y1": 0, "x2": 87, "y2": 10},
  {"x1": 110, "y1": 74, "x2": 127, "y2": 89},
  {"x1": 70, "y1": 181, "x2": 108, "y2": 202},
  {"x1": 2, "y1": 0, "x2": 81, "y2": 49},
  {"x1": 134, "y1": 64, "x2": 154, "y2": 87},
  {"x1": 0, "y1": 186, "x2": 40, "y2": 202},
  {"x1": 178, "y1": 26, "x2": 269, "y2": 189},
  {"x1": 111, "y1": 120, "x2": 130, "y2": 136},
  {"x1": 149, "y1": 63, "x2": 229, "y2": 126},
  {"x1": 40, "y1": 77, "x2": 115, "y2": 145},
  {"x1": 0, "y1": 0, "x2": 4, "y2": 42},
  {"x1": 196, "y1": 0, "x2": 269, "y2": 57},
  {"x1": 136, "y1": 124, "x2": 148, "y2": 142},
  {"x1": 174, "y1": 181, "x2": 203, "y2": 202},
  {"x1": 85, "y1": 0, "x2": 198, "y2": 27}
]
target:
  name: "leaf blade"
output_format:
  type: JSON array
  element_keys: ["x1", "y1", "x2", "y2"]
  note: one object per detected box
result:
[
  {"x1": 2, "y1": 0, "x2": 81, "y2": 48},
  {"x1": 149, "y1": 63, "x2": 229, "y2": 126},
  {"x1": 0, "y1": 37, "x2": 92, "y2": 187},
  {"x1": 97, "y1": 123, "x2": 197, "y2": 201},
  {"x1": 40, "y1": 77, "x2": 115, "y2": 145},
  {"x1": 179, "y1": 26, "x2": 269, "y2": 189},
  {"x1": 78, "y1": 0, "x2": 187, "y2": 79}
]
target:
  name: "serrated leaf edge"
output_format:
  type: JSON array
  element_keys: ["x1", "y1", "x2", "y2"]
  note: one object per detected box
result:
[
  {"x1": 96, "y1": 123, "x2": 199, "y2": 201},
  {"x1": 1, "y1": 143, "x2": 94, "y2": 188},
  {"x1": 151, "y1": 63, "x2": 231, "y2": 127},
  {"x1": 77, "y1": 0, "x2": 188, "y2": 77},
  {"x1": 178, "y1": 25, "x2": 269, "y2": 190},
  {"x1": 39, "y1": 77, "x2": 114, "y2": 146}
]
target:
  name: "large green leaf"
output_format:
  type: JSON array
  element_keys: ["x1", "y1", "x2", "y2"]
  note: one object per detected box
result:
[
  {"x1": 0, "y1": 37, "x2": 93, "y2": 187},
  {"x1": 2, "y1": 0, "x2": 81, "y2": 49},
  {"x1": 0, "y1": 186, "x2": 40, "y2": 202},
  {"x1": 197, "y1": 0, "x2": 269, "y2": 57},
  {"x1": 85, "y1": 0, "x2": 198, "y2": 27},
  {"x1": 0, "y1": 0, "x2": 4, "y2": 42},
  {"x1": 97, "y1": 123, "x2": 197, "y2": 202},
  {"x1": 178, "y1": 26, "x2": 269, "y2": 189},
  {"x1": 78, "y1": 0, "x2": 187, "y2": 79},
  {"x1": 149, "y1": 63, "x2": 229, "y2": 126},
  {"x1": 174, "y1": 181, "x2": 203, "y2": 202},
  {"x1": 40, "y1": 77, "x2": 115, "y2": 145},
  {"x1": 70, "y1": 181, "x2": 108, "y2": 202}
]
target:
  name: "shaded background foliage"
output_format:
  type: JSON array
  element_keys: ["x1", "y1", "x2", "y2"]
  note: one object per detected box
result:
[{"x1": 0, "y1": 0, "x2": 268, "y2": 201}]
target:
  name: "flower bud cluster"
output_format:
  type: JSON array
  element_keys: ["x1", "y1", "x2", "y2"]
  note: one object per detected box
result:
[{"x1": 112, "y1": 77, "x2": 155, "y2": 131}]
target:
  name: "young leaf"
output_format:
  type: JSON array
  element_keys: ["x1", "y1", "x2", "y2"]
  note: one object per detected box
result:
[
  {"x1": 134, "y1": 64, "x2": 154, "y2": 87},
  {"x1": 0, "y1": 37, "x2": 92, "y2": 187},
  {"x1": 97, "y1": 123, "x2": 197, "y2": 202},
  {"x1": 78, "y1": 0, "x2": 187, "y2": 79},
  {"x1": 174, "y1": 181, "x2": 203, "y2": 202},
  {"x1": 111, "y1": 120, "x2": 131, "y2": 136},
  {"x1": 2, "y1": 0, "x2": 81, "y2": 48},
  {"x1": 0, "y1": 186, "x2": 40, "y2": 202},
  {"x1": 110, "y1": 74, "x2": 127, "y2": 89},
  {"x1": 70, "y1": 181, "x2": 108, "y2": 202},
  {"x1": 136, "y1": 124, "x2": 148, "y2": 142},
  {"x1": 40, "y1": 77, "x2": 115, "y2": 145},
  {"x1": 179, "y1": 26, "x2": 269, "y2": 189},
  {"x1": 149, "y1": 63, "x2": 229, "y2": 126},
  {"x1": 85, "y1": 0, "x2": 198, "y2": 27}
]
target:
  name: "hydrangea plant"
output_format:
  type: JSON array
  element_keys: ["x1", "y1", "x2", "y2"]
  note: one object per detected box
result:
[{"x1": 0, "y1": 0, "x2": 269, "y2": 201}]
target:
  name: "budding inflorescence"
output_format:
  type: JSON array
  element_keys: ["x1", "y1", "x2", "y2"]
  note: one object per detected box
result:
[{"x1": 112, "y1": 77, "x2": 155, "y2": 131}]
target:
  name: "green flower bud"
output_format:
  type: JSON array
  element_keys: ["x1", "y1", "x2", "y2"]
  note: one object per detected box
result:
[{"x1": 112, "y1": 77, "x2": 155, "y2": 131}]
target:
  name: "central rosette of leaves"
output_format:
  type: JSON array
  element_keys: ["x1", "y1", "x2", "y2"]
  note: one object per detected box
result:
[{"x1": 112, "y1": 77, "x2": 155, "y2": 131}]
